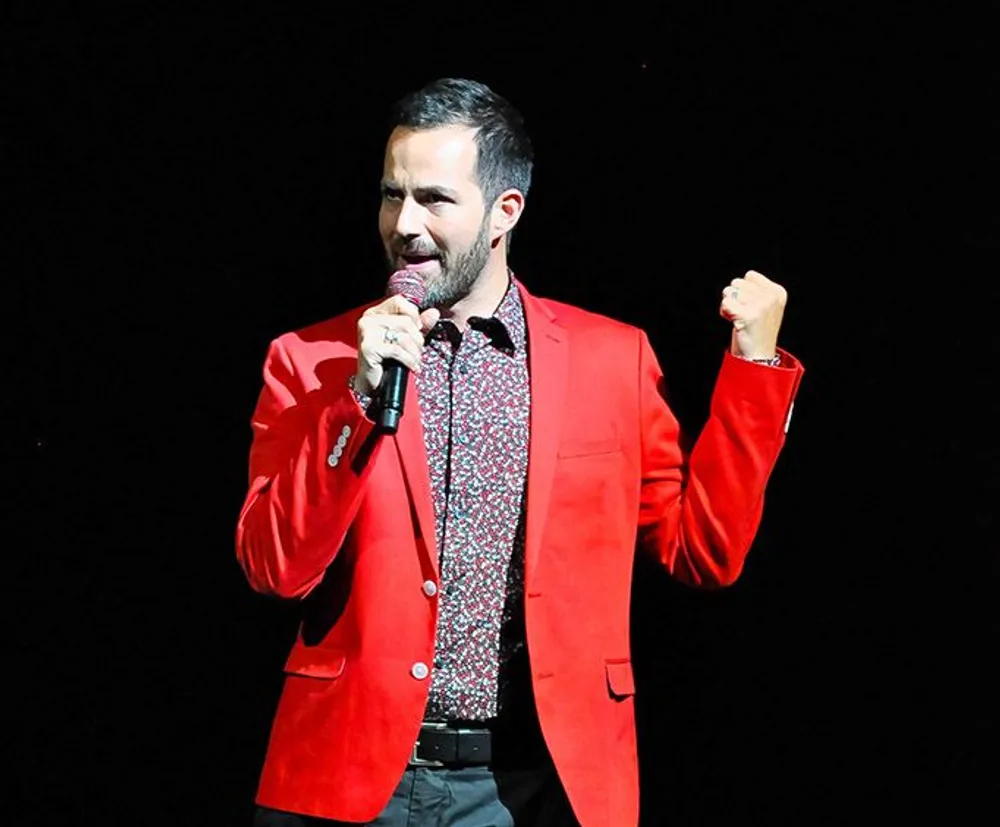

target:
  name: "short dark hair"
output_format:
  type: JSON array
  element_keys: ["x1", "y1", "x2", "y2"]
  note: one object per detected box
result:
[{"x1": 388, "y1": 77, "x2": 533, "y2": 207}]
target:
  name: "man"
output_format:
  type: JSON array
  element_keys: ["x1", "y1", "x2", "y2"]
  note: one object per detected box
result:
[{"x1": 237, "y1": 77, "x2": 804, "y2": 826}]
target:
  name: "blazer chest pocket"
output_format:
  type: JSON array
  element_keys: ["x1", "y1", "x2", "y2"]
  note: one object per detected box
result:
[
  {"x1": 557, "y1": 433, "x2": 621, "y2": 459},
  {"x1": 284, "y1": 645, "x2": 347, "y2": 680}
]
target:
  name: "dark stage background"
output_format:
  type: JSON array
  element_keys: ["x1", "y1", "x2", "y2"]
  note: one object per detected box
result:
[{"x1": 7, "y1": 5, "x2": 996, "y2": 825}]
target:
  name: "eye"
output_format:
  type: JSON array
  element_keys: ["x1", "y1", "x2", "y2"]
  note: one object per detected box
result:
[
  {"x1": 381, "y1": 186, "x2": 402, "y2": 202},
  {"x1": 422, "y1": 193, "x2": 452, "y2": 206}
]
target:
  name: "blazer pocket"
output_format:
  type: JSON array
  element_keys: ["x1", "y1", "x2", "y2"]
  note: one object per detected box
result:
[
  {"x1": 604, "y1": 657, "x2": 636, "y2": 699},
  {"x1": 284, "y1": 645, "x2": 347, "y2": 680},
  {"x1": 558, "y1": 434, "x2": 621, "y2": 459}
]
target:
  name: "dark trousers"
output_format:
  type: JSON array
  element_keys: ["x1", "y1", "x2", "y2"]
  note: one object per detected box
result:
[{"x1": 253, "y1": 763, "x2": 579, "y2": 826}]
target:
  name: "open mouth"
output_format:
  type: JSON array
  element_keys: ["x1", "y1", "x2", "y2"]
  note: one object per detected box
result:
[{"x1": 398, "y1": 253, "x2": 440, "y2": 269}]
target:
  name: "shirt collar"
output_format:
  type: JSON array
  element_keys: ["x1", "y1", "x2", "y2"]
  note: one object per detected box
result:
[{"x1": 427, "y1": 273, "x2": 526, "y2": 357}]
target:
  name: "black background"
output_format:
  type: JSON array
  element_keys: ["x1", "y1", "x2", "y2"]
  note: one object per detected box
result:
[{"x1": 7, "y1": 4, "x2": 996, "y2": 825}]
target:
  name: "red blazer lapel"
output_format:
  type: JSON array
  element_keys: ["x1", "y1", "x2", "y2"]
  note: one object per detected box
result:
[
  {"x1": 392, "y1": 370, "x2": 439, "y2": 578},
  {"x1": 520, "y1": 284, "x2": 568, "y2": 586}
]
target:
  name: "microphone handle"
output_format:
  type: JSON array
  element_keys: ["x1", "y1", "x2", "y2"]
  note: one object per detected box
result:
[{"x1": 377, "y1": 359, "x2": 408, "y2": 433}]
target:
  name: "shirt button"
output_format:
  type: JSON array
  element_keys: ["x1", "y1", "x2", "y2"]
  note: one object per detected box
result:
[
  {"x1": 422, "y1": 580, "x2": 438, "y2": 597},
  {"x1": 341, "y1": 425, "x2": 351, "y2": 437},
  {"x1": 327, "y1": 454, "x2": 339, "y2": 468},
  {"x1": 411, "y1": 662, "x2": 429, "y2": 680}
]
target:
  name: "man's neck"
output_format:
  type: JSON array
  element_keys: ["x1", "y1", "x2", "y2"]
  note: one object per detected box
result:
[{"x1": 439, "y1": 259, "x2": 511, "y2": 331}]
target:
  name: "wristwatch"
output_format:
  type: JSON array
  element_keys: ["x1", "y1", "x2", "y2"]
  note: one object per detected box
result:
[{"x1": 738, "y1": 354, "x2": 782, "y2": 367}]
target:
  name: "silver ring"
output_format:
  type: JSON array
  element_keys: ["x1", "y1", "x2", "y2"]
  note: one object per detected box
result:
[
  {"x1": 383, "y1": 328, "x2": 400, "y2": 344},
  {"x1": 731, "y1": 287, "x2": 739, "y2": 301}
]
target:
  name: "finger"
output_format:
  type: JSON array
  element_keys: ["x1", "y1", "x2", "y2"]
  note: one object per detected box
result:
[
  {"x1": 360, "y1": 335, "x2": 423, "y2": 374},
  {"x1": 367, "y1": 313, "x2": 423, "y2": 336},
  {"x1": 743, "y1": 270, "x2": 769, "y2": 285},
  {"x1": 722, "y1": 284, "x2": 743, "y2": 304},
  {"x1": 384, "y1": 294, "x2": 421, "y2": 321},
  {"x1": 361, "y1": 314, "x2": 425, "y2": 347},
  {"x1": 419, "y1": 307, "x2": 441, "y2": 333},
  {"x1": 361, "y1": 294, "x2": 420, "y2": 321},
  {"x1": 381, "y1": 335, "x2": 424, "y2": 368},
  {"x1": 719, "y1": 296, "x2": 742, "y2": 322},
  {"x1": 379, "y1": 342, "x2": 422, "y2": 373}
]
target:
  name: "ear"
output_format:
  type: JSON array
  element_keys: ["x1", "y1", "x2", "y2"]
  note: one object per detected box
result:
[{"x1": 489, "y1": 188, "x2": 525, "y2": 244}]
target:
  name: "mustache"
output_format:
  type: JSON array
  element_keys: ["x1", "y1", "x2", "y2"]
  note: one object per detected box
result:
[{"x1": 395, "y1": 242, "x2": 442, "y2": 257}]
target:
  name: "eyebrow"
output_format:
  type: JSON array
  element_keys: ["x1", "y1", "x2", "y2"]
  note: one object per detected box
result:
[{"x1": 380, "y1": 181, "x2": 460, "y2": 200}]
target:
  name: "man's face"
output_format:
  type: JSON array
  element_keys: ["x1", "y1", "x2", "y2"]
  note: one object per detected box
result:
[{"x1": 379, "y1": 125, "x2": 492, "y2": 308}]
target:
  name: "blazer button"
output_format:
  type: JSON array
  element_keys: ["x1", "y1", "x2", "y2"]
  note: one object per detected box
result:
[
  {"x1": 411, "y1": 662, "x2": 429, "y2": 680},
  {"x1": 422, "y1": 580, "x2": 438, "y2": 597}
]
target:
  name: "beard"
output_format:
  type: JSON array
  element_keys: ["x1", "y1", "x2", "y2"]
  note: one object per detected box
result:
[{"x1": 385, "y1": 217, "x2": 492, "y2": 310}]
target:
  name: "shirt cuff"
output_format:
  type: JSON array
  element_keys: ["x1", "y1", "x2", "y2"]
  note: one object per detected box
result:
[{"x1": 347, "y1": 374, "x2": 374, "y2": 413}]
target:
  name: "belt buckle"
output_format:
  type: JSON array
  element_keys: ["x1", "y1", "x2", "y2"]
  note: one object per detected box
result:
[{"x1": 410, "y1": 721, "x2": 446, "y2": 767}]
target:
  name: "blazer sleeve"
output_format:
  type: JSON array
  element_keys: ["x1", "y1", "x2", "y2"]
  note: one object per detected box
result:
[
  {"x1": 637, "y1": 330, "x2": 804, "y2": 586},
  {"x1": 235, "y1": 336, "x2": 381, "y2": 598}
]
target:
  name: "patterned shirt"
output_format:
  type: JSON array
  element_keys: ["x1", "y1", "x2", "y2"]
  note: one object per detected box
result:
[{"x1": 417, "y1": 278, "x2": 530, "y2": 722}]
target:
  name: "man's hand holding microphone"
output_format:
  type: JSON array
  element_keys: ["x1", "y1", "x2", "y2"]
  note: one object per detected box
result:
[{"x1": 354, "y1": 271, "x2": 439, "y2": 432}]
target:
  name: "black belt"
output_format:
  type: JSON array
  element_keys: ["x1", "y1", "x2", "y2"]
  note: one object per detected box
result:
[{"x1": 410, "y1": 722, "x2": 492, "y2": 767}]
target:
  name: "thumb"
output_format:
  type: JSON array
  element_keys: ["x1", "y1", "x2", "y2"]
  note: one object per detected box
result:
[{"x1": 419, "y1": 307, "x2": 441, "y2": 333}]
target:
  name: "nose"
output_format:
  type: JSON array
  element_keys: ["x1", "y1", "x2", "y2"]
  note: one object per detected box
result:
[{"x1": 393, "y1": 196, "x2": 424, "y2": 240}]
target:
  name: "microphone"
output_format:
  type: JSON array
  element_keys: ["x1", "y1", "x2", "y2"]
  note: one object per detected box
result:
[{"x1": 377, "y1": 270, "x2": 428, "y2": 433}]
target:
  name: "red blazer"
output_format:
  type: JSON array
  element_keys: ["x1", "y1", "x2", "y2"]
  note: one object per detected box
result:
[{"x1": 236, "y1": 280, "x2": 804, "y2": 825}]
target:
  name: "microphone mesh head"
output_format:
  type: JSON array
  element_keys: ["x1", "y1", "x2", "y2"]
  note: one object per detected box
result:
[{"x1": 386, "y1": 270, "x2": 428, "y2": 309}]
